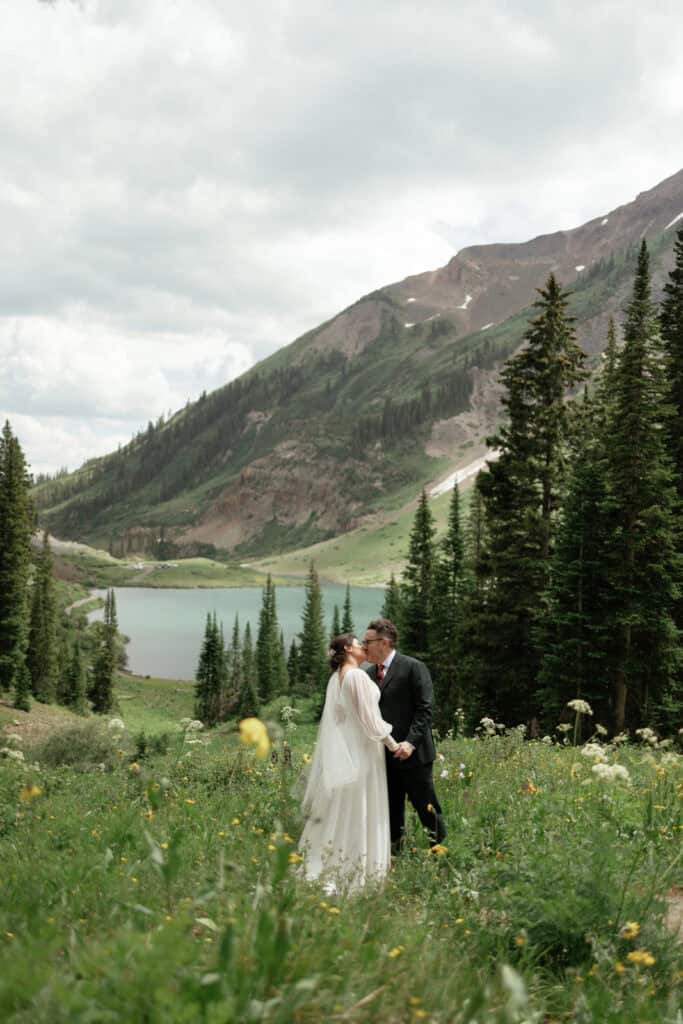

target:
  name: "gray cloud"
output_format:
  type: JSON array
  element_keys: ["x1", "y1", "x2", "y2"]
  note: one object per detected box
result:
[{"x1": 1, "y1": 0, "x2": 682, "y2": 473}]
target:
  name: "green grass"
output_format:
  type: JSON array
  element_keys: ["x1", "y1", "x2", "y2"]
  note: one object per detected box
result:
[
  {"x1": 57, "y1": 552, "x2": 283, "y2": 589},
  {"x1": 253, "y1": 484, "x2": 474, "y2": 584},
  {"x1": 0, "y1": 701, "x2": 681, "y2": 1023},
  {"x1": 113, "y1": 674, "x2": 195, "y2": 735}
]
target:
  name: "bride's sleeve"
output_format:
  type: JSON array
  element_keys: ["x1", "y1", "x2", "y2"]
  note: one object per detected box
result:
[{"x1": 347, "y1": 670, "x2": 398, "y2": 750}]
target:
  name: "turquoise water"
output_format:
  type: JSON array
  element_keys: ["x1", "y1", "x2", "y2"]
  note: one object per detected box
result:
[{"x1": 89, "y1": 585, "x2": 384, "y2": 680}]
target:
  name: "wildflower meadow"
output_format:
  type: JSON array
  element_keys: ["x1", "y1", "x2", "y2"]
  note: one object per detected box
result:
[{"x1": 0, "y1": 686, "x2": 682, "y2": 1023}]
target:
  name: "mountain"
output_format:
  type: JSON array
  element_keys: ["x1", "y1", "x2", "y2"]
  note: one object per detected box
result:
[{"x1": 34, "y1": 169, "x2": 683, "y2": 558}]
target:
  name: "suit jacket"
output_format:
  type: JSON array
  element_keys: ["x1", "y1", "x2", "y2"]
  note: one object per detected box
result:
[{"x1": 366, "y1": 652, "x2": 436, "y2": 765}]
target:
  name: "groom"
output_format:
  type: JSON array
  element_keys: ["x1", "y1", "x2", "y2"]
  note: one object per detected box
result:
[{"x1": 362, "y1": 617, "x2": 446, "y2": 852}]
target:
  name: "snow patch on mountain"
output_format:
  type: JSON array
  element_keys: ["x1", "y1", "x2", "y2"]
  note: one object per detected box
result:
[
  {"x1": 404, "y1": 322, "x2": 415, "y2": 329},
  {"x1": 575, "y1": 265, "x2": 585, "y2": 272},
  {"x1": 430, "y1": 451, "x2": 500, "y2": 498},
  {"x1": 665, "y1": 211, "x2": 683, "y2": 230},
  {"x1": 481, "y1": 323, "x2": 495, "y2": 331},
  {"x1": 601, "y1": 217, "x2": 609, "y2": 225},
  {"x1": 406, "y1": 297, "x2": 416, "y2": 303},
  {"x1": 457, "y1": 293, "x2": 473, "y2": 310}
]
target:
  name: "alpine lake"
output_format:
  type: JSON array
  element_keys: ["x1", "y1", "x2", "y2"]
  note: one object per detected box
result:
[{"x1": 88, "y1": 583, "x2": 384, "y2": 680}]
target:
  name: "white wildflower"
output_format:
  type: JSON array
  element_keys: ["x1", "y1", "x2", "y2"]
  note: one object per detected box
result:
[
  {"x1": 108, "y1": 717, "x2": 126, "y2": 732},
  {"x1": 678, "y1": 727, "x2": 683, "y2": 736},
  {"x1": 479, "y1": 717, "x2": 496, "y2": 736},
  {"x1": 594, "y1": 724, "x2": 608, "y2": 737},
  {"x1": 541, "y1": 735, "x2": 553, "y2": 745},
  {"x1": 592, "y1": 762, "x2": 630, "y2": 784},
  {"x1": 459, "y1": 763, "x2": 466, "y2": 771},
  {"x1": 437, "y1": 753, "x2": 445, "y2": 762},
  {"x1": 185, "y1": 738, "x2": 204, "y2": 746},
  {"x1": 185, "y1": 720, "x2": 204, "y2": 733},
  {"x1": 179, "y1": 717, "x2": 192, "y2": 726},
  {"x1": 660, "y1": 752, "x2": 680, "y2": 767},
  {"x1": 4, "y1": 733, "x2": 23, "y2": 746},
  {"x1": 567, "y1": 699, "x2": 593, "y2": 716},
  {"x1": 635, "y1": 727, "x2": 658, "y2": 747},
  {"x1": 581, "y1": 743, "x2": 607, "y2": 763},
  {"x1": 1, "y1": 747, "x2": 25, "y2": 762},
  {"x1": 440, "y1": 769, "x2": 449, "y2": 779},
  {"x1": 556, "y1": 723, "x2": 572, "y2": 734},
  {"x1": 611, "y1": 732, "x2": 629, "y2": 746}
]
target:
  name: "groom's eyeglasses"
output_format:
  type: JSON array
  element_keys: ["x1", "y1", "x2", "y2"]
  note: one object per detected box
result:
[{"x1": 362, "y1": 639, "x2": 384, "y2": 646}]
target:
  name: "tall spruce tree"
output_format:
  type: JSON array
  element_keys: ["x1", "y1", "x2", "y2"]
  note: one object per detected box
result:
[
  {"x1": 476, "y1": 275, "x2": 586, "y2": 724},
  {"x1": 27, "y1": 531, "x2": 58, "y2": 703},
  {"x1": 256, "y1": 575, "x2": 280, "y2": 704},
  {"x1": 91, "y1": 589, "x2": 117, "y2": 714},
  {"x1": 277, "y1": 630, "x2": 289, "y2": 694},
  {"x1": 287, "y1": 639, "x2": 300, "y2": 692},
  {"x1": 430, "y1": 484, "x2": 465, "y2": 728},
  {"x1": 194, "y1": 612, "x2": 225, "y2": 726},
  {"x1": 660, "y1": 227, "x2": 683, "y2": 708},
  {"x1": 238, "y1": 621, "x2": 259, "y2": 718},
  {"x1": 62, "y1": 636, "x2": 87, "y2": 714},
  {"x1": 298, "y1": 562, "x2": 327, "y2": 696},
  {"x1": 330, "y1": 604, "x2": 341, "y2": 642},
  {"x1": 341, "y1": 583, "x2": 355, "y2": 634},
  {"x1": 0, "y1": 422, "x2": 33, "y2": 705},
  {"x1": 401, "y1": 489, "x2": 436, "y2": 662},
  {"x1": 381, "y1": 572, "x2": 403, "y2": 626},
  {"x1": 607, "y1": 241, "x2": 679, "y2": 731},
  {"x1": 535, "y1": 409, "x2": 615, "y2": 728},
  {"x1": 225, "y1": 615, "x2": 243, "y2": 717}
]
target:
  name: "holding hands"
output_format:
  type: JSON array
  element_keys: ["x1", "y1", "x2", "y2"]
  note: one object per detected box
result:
[{"x1": 393, "y1": 740, "x2": 414, "y2": 761}]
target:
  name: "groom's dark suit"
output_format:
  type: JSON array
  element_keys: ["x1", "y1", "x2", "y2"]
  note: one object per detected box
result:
[{"x1": 366, "y1": 652, "x2": 446, "y2": 849}]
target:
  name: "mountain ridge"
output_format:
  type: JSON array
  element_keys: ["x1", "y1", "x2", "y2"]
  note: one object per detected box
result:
[{"x1": 33, "y1": 168, "x2": 683, "y2": 558}]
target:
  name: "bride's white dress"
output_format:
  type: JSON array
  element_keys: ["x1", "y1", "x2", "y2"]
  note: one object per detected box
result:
[{"x1": 299, "y1": 666, "x2": 395, "y2": 891}]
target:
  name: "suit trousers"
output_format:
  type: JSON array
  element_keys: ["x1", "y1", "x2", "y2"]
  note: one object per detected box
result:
[{"x1": 386, "y1": 756, "x2": 446, "y2": 850}]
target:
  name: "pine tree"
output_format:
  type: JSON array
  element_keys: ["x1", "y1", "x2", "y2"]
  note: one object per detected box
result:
[
  {"x1": 27, "y1": 531, "x2": 59, "y2": 703},
  {"x1": 430, "y1": 484, "x2": 465, "y2": 728},
  {"x1": 238, "y1": 621, "x2": 259, "y2": 718},
  {"x1": 661, "y1": 228, "x2": 683, "y2": 488},
  {"x1": 62, "y1": 637, "x2": 87, "y2": 714},
  {"x1": 287, "y1": 639, "x2": 300, "y2": 692},
  {"x1": 401, "y1": 489, "x2": 436, "y2": 662},
  {"x1": 536, "y1": 415, "x2": 615, "y2": 729},
  {"x1": 256, "y1": 575, "x2": 280, "y2": 704},
  {"x1": 660, "y1": 227, "x2": 683, "y2": 709},
  {"x1": 277, "y1": 630, "x2": 289, "y2": 694},
  {"x1": 225, "y1": 615, "x2": 243, "y2": 717},
  {"x1": 330, "y1": 604, "x2": 341, "y2": 642},
  {"x1": 607, "y1": 241, "x2": 679, "y2": 731},
  {"x1": 91, "y1": 589, "x2": 117, "y2": 714},
  {"x1": 341, "y1": 583, "x2": 355, "y2": 634},
  {"x1": 475, "y1": 275, "x2": 586, "y2": 724},
  {"x1": 381, "y1": 572, "x2": 403, "y2": 626},
  {"x1": 0, "y1": 422, "x2": 33, "y2": 704},
  {"x1": 298, "y1": 562, "x2": 327, "y2": 696},
  {"x1": 194, "y1": 611, "x2": 226, "y2": 726}
]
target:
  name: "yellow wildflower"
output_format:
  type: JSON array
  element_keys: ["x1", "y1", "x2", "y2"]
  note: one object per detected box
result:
[
  {"x1": 19, "y1": 784, "x2": 42, "y2": 803},
  {"x1": 288, "y1": 852, "x2": 304, "y2": 864},
  {"x1": 627, "y1": 950, "x2": 656, "y2": 966},
  {"x1": 231, "y1": 818, "x2": 241, "y2": 825},
  {"x1": 388, "y1": 946, "x2": 405, "y2": 958},
  {"x1": 267, "y1": 844, "x2": 277, "y2": 851},
  {"x1": 128, "y1": 762, "x2": 141, "y2": 774},
  {"x1": 454, "y1": 918, "x2": 464, "y2": 924},
  {"x1": 619, "y1": 921, "x2": 640, "y2": 939},
  {"x1": 239, "y1": 718, "x2": 271, "y2": 759},
  {"x1": 514, "y1": 935, "x2": 526, "y2": 947},
  {"x1": 408, "y1": 997, "x2": 422, "y2": 1006},
  {"x1": 614, "y1": 961, "x2": 625, "y2": 975},
  {"x1": 413, "y1": 1012, "x2": 427, "y2": 1020},
  {"x1": 327, "y1": 907, "x2": 341, "y2": 915},
  {"x1": 184, "y1": 798, "x2": 196, "y2": 805},
  {"x1": 429, "y1": 844, "x2": 448, "y2": 856},
  {"x1": 160, "y1": 841, "x2": 169, "y2": 850}
]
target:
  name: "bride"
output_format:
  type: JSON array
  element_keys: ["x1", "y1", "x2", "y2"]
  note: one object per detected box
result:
[{"x1": 299, "y1": 633, "x2": 398, "y2": 892}]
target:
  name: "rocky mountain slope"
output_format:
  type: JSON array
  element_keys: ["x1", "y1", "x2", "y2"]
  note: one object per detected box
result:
[{"x1": 34, "y1": 169, "x2": 683, "y2": 557}]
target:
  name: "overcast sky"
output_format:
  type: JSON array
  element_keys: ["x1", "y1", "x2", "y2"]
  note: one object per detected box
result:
[{"x1": 1, "y1": 0, "x2": 682, "y2": 475}]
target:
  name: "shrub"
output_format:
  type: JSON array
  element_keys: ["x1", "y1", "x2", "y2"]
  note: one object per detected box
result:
[{"x1": 30, "y1": 719, "x2": 130, "y2": 771}]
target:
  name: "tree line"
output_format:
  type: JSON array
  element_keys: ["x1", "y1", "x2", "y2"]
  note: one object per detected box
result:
[
  {"x1": 392, "y1": 232, "x2": 683, "y2": 736},
  {"x1": 0, "y1": 426, "x2": 122, "y2": 715}
]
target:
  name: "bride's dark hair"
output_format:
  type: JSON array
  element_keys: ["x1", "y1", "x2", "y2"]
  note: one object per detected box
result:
[{"x1": 328, "y1": 633, "x2": 356, "y2": 672}]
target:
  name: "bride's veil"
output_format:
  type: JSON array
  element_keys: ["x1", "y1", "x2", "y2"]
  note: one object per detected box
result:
[{"x1": 303, "y1": 673, "x2": 359, "y2": 814}]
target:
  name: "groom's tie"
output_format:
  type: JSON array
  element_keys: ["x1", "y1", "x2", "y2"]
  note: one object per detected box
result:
[{"x1": 377, "y1": 662, "x2": 384, "y2": 686}]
